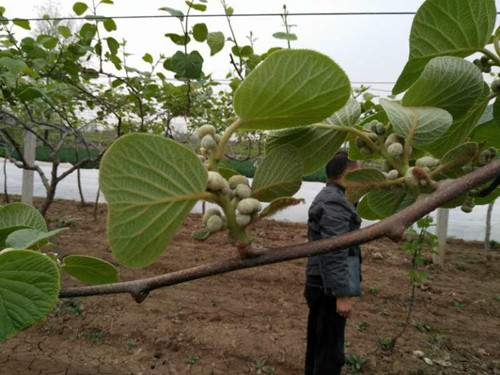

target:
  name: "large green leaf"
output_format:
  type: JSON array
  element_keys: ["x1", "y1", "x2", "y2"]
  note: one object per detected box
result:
[
  {"x1": 494, "y1": 98, "x2": 500, "y2": 127},
  {"x1": 218, "y1": 167, "x2": 240, "y2": 180},
  {"x1": 251, "y1": 145, "x2": 303, "y2": 202},
  {"x1": 367, "y1": 187, "x2": 407, "y2": 218},
  {"x1": 470, "y1": 120, "x2": 500, "y2": 149},
  {"x1": 61, "y1": 255, "x2": 119, "y2": 285},
  {"x1": 380, "y1": 99, "x2": 452, "y2": 146},
  {"x1": 402, "y1": 57, "x2": 484, "y2": 119},
  {"x1": 0, "y1": 250, "x2": 59, "y2": 340},
  {"x1": 13, "y1": 19, "x2": 31, "y2": 30},
  {"x1": 434, "y1": 142, "x2": 478, "y2": 177},
  {"x1": 206, "y1": 32, "x2": 224, "y2": 56},
  {"x1": 0, "y1": 57, "x2": 28, "y2": 75},
  {"x1": 165, "y1": 51, "x2": 203, "y2": 79},
  {"x1": 266, "y1": 127, "x2": 346, "y2": 176},
  {"x1": 159, "y1": 6, "x2": 184, "y2": 21},
  {"x1": 357, "y1": 197, "x2": 381, "y2": 220},
  {"x1": 272, "y1": 32, "x2": 298, "y2": 41},
  {"x1": 425, "y1": 84, "x2": 490, "y2": 157},
  {"x1": 165, "y1": 33, "x2": 191, "y2": 46},
  {"x1": 193, "y1": 23, "x2": 208, "y2": 42},
  {"x1": 103, "y1": 18, "x2": 117, "y2": 32},
  {"x1": 5, "y1": 228, "x2": 66, "y2": 250},
  {"x1": 0, "y1": 203, "x2": 47, "y2": 247},
  {"x1": 234, "y1": 49, "x2": 351, "y2": 130},
  {"x1": 265, "y1": 98, "x2": 359, "y2": 175},
  {"x1": 73, "y1": 2, "x2": 89, "y2": 16},
  {"x1": 393, "y1": 0, "x2": 496, "y2": 94},
  {"x1": 100, "y1": 134, "x2": 208, "y2": 267},
  {"x1": 325, "y1": 98, "x2": 362, "y2": 127},
  {"x1": 259, "y1": 197, "x2": 305, "y2": 219},
  {"x1": 344, "y1": 168, "x2": 386, "y2": 203}
]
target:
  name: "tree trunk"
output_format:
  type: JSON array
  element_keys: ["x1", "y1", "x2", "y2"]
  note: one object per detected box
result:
[
  {"x1": 93, "y1": 187, "x2": 101, "y2": 220},
  {"x1": 74, "y1": 139, "x2": 85, "y2": 206},
  {"x1": 39, "y1": 157, "x2": 59, "y2": 217},
  {"x1": 434, "y1": 208, "x2": 449, "y2": 265},
  {"x1": 39, "y1": 180, "x2": 57, "y2": 217},
  {"x1": 485, "y1": 201, "x2": 495, "y2": 251},
  {"x1": 3, "y1": 153, "x2": 9, "y2": 203}
]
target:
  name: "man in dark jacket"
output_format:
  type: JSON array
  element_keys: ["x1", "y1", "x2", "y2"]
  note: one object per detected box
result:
[{"x1": 304, "y1": 151, "x2": 362, "y2": 375}]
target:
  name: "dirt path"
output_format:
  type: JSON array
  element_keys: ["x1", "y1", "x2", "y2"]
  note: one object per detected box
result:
[{"x1": 0, "y1": 199, "x2": 499, "y2": 375}]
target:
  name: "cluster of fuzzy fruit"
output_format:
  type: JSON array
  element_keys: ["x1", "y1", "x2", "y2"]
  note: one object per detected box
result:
[{"x1": 196, "y1": 124, "x2": 263, "y2": 234}]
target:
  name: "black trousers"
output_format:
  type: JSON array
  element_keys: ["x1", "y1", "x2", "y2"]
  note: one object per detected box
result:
[{"x1": 304, "y1": 284, "x2": 346, "y2": 375}]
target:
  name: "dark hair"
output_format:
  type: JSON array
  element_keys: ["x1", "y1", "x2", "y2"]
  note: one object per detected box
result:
[{"x1": 326, "y1": 151, "x2": 358, "y2": 179}]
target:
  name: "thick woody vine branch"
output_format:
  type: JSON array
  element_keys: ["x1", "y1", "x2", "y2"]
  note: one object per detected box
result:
[{"x1": 59, "y1": 158, "x2": 500, "y2": 302}]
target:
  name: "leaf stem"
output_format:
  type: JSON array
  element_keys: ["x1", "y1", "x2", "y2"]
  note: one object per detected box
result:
[
  {"x1": 403, "y1": 109, "x2": 418, "y2": 166},
  {"x1": 210, "y1": 118, "x2": 244, "y2": 169},
  {"x1": 220, "y1": 195, "x2": 252, "y2": 257},
  {"x1": 493, "y1": 35, "x2": 500, "y2": 59}
]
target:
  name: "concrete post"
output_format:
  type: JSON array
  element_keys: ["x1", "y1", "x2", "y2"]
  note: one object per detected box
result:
[
  {"x1": 21, "y1": 131, "x2": 36, "y2": 205},
  {"x1": 434, "y1": 208, "x2": 449, "y2": 264}
]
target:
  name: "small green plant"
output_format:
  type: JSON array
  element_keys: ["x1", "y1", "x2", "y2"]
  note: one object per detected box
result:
[
  {"x1": 368, "y1": 286, "x2": 380, "y2": 294},
  {"x1": 378, "y1": 309, "x2": 388, "y2": 316},
  {"x1": 387, "y1": 217, "x2": 436, "y2": 349},
  {"x1": 452, "y1": 300, "x2": 466, "y2": 308},
  {"x1": 376, "y1": 336, "x2": 395, "y2": 351},
  {"x1": 187, "y1": 354, "x2": 199, "y2": 365},
  {"x1": 346, "y1": 353, "x2": 369, "y2": 374},
  {"x1": 344, "y1": 340, "x2": 351, "y2": 348},
  {"x1": 495, "y1": 295, "x2": 500, "y2": 301},
  {"x1": 489, "y1": 240, "x2": 498, "y2": 249},
  {"x1": 83, "y1": 325, "x2": 107, "y2": 344},
  {"x1": 54, "y1": 300, "x2": 84, "y2": 316},
  {"x1": 429, "y1": 331, "x2": 444, "y2": 344},
  {"x1": 57, "y1": 218, "x2": 77, "y2": 229},
  {"x1": 411, "y1": 320, "x2": 431, "y2": 332},
  {"x1": 39, "y1": 320, "x2": 54, "y2": 335},
  {"x1": 269, "y1": 295, "x2": 277, "y2": 302},
  {"x1": 126, "y1": 339, "x2": 138, "y2": 350},
  {"x1": 354, "y1": 322, "x2": 369, "y2": 332},
  {"x1": 254, "y1": 359, "x2": 275, "y2": 374}
]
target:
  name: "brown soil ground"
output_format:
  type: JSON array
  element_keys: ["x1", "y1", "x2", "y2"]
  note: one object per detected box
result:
[{"x1": 0, "y1": 198, "x2": 499, "y2": 375}]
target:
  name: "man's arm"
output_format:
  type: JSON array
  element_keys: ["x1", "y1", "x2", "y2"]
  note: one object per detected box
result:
[{"x1": 317, "y1": 200, "x2": 352, "y2": 299}]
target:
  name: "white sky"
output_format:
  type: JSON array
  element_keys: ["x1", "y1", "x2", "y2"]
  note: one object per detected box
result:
[{"x1": 2, "y1": 0, "x2": 500, "y2": 96}]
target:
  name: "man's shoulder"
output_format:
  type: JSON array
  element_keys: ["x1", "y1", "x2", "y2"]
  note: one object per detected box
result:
[{"x1": 314, "y1": 185, "x2": 346, "y2": 205}]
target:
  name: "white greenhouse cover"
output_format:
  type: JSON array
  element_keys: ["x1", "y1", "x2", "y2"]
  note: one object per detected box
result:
[{"x1": 1, "y1": 159, "x2": 498, "y2": 242}]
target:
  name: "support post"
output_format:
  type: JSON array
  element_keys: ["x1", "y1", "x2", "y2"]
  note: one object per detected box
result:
[
  {"x1": 21, "y1": 131, "x2": 36, "y2": 205},
  {"x1": 485, "y1": 201, "x2": 495, "y2": 251},
  {"x1": 434, "y1": 208, "x2": 449, "y2": 264}
]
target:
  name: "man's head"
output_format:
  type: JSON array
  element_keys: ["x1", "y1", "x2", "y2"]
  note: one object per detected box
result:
[{"x1": 326, "y1": 151, "x2": 360, "y2": 184}]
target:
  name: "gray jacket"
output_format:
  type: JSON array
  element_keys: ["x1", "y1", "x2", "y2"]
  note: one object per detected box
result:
[{"x1": 306, "y1": 181, "x2": 362, "y2": 297}]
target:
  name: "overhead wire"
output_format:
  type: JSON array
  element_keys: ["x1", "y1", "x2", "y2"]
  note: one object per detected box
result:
[{"x1": 2, "y1": 12, "x2": 426, "y2": 22}]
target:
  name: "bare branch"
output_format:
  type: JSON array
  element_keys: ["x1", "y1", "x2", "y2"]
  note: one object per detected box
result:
[
  {"x1": 56, "y1": 149, "x2": 105, "y2": 182},
  {"x1": 229, "y1": 53, "x2": 244, "y2": 80},
  {"x1": 59, "y1": 159, "x2": 500, "y2": 301},
  {"x1": 1, "y1": 110, "x2": 57, "y2": 152}
]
